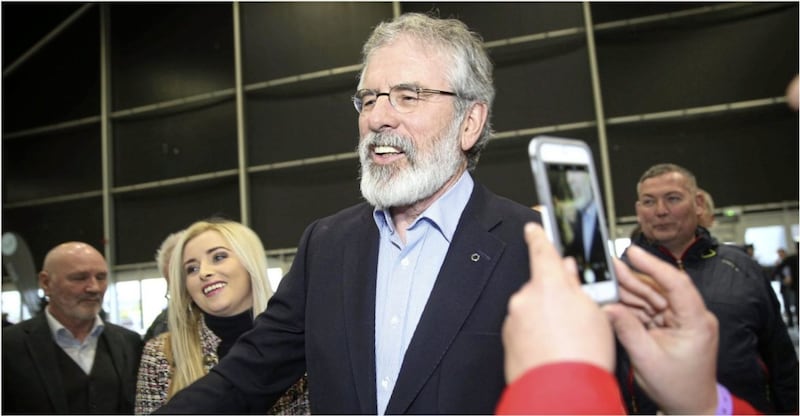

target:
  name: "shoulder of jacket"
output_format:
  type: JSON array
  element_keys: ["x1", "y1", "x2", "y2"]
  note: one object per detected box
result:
[
  {"x1": 5, "y1": 314, "x2": 50, "y2": 340},
  {"x1": 710, "y1": 245, "x2": 767, "y2": 280},
  {"x1": 310, "y1": 201, "x2": 373, "y2": 231},
  {"x1": 715, "y1": 244, "x2": 757, "y2": 265},
  {"x1": 105, "y1": 321, "x2": 145, "y2": 341}
]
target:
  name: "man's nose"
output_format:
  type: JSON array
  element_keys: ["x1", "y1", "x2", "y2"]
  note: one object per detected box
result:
[
  {"x1": 363, "y1": 95, "x2": 399, "y2": 131},
  {"x1": 654, "y1": 199, "x2": 670, "y2": 214},
  {"x1": 85, "y1": 276, "x2": 102, "y2": 292}
]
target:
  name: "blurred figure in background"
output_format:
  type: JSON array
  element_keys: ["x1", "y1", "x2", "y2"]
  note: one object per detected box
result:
[
  {"x1": 2, "y1": 312, "x2": 13, "y2": 328},
  {"x1": 143, "y1": 230, "x2": 185, "y2": 343},
  {"x1": 697, "y1": 188, "x2": 715, "y2": 229},
  {"x1": 774, "y1": 242, "x2": 799, "y2": 327}
]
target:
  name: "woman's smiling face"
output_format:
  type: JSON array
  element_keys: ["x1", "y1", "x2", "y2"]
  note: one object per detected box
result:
[{"x1": 182, "y1": 230, "x2": 253, "y2": 317}]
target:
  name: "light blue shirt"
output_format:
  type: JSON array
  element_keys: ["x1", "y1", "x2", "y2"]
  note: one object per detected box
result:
[
  {"x1": 45, "y1": 307, "x2": 105, "y2": 374},
  {"x1": 373, "y1": 171, "x2": 473, "y2": 415}
]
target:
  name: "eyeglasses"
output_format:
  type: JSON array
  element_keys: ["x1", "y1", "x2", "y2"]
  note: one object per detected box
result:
[{"x1": 352, "y1": 85, "x2": 459, "y2": 114}]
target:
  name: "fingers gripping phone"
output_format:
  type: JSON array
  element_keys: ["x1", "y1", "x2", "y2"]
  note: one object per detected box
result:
[{"x1": 529, "y1": 136, "x2": 619, "y2": 304}]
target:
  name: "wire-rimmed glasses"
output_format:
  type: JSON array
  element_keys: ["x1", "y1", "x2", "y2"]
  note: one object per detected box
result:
[{"x1": 352, "y1": 84, "x2": 459, "y2": 114}]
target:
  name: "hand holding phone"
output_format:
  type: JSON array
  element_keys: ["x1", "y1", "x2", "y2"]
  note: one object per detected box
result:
[{"x1": 528, "y1": 136, "x2": 619, "y2": 304}]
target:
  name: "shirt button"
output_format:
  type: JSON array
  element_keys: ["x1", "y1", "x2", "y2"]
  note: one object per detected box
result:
[
  {"x1": 401, "y1": 257, "x2": 410, "y2": 267},
  {"x1": 390, "y1": 316, "x2": 399, "y2": 326},
  {"x1": 381, "y1": 376, "x2": 391, "y2": 390}
]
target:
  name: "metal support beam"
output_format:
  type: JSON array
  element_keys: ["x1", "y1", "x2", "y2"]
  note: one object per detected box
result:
[
  {"x1": 233, "y1": 2, "x2": 250, "y2": 225},
  {"x1": 3, "y1": 3, "x2": 95, "y2": 78},
  {"x1": 582, "y1": 1, "x2": 617, "y2": 238}
]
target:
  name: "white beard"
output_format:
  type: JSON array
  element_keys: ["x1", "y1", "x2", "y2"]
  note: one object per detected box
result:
[{"x1": 358, "y1": 116, "x2": 464, "y2": 209}]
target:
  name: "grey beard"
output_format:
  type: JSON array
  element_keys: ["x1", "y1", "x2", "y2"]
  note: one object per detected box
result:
[{"x1": 358, "y1": 123, "x2": 464, "y2": 209}]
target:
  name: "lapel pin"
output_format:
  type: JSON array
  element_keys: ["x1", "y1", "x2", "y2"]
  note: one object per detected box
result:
[{"x1": 470, "y1": 253, "x2": 480, "y2": 262}]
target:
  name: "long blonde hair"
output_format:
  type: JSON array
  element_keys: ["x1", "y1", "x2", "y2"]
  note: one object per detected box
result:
[{"x1": 165, "y1": 219, "x2": 274, "y2": 397}]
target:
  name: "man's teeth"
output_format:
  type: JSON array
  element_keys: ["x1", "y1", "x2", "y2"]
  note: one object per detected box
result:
[
  {"x1": 203, "y1": 282, "x2": 226, "y2": 294},
  {"x1": 374, "y1": 146, "x2": 401, "y2": 155}
]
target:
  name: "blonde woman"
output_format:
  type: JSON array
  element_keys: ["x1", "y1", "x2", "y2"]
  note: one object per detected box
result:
[{"x1": 135, "y1": 219, "x2": 308, "y2": 414}]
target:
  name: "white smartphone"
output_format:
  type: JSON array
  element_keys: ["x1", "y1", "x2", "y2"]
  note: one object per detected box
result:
[{"x1": 528, "y1": 136, "x2": 619, "y2": 304}]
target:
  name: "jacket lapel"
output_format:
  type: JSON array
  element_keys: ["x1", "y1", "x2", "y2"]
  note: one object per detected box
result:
[
  {"x1": 385, "y1": 184, "x2": 506, "y2": 414},
  {"x1": 26, "y1": 314, "x2": 70, "y2": 413},
  {"x1": 342, "y1": 208, "x2": 380, "y2": 414}
]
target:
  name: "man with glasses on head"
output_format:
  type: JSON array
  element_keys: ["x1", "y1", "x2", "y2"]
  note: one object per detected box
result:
[{"x1": 156, "y1": 12, "x2": 540, "y2": 415}]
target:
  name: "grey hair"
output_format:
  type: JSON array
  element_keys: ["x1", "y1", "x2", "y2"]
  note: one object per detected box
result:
[
  {"x1": 155, "y1": 230, "x2": 185, "y2": 278},
  {"x1": 358, "y1": 12, "x2": 495, "y2": 171},
  {"x1": 636, "y1": 163, "x2": 698, "y2": 195}
]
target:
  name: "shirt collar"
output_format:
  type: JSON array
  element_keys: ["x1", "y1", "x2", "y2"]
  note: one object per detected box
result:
[
  {"x1": 372, "y1": 171, "x2": 474, "y2": 242},
  {"x1": 45, "y1": 306, "x2": 105, "y2": 343}
]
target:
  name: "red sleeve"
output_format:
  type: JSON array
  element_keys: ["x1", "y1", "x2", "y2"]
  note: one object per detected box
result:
[
  {"x1": 496, "y1": 362, "x2": 625, "y2": 415},
  {"x1": 732, "y1": 394, "x2": 761, "y2": 415}
]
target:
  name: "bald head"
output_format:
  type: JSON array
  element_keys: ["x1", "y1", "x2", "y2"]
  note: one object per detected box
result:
[
  {"x1": 43, "y1": 242, "x2": 105, "y2": 275},
  {"x1": 40, "y1": 242, "x2": 108, "y2": 336}
]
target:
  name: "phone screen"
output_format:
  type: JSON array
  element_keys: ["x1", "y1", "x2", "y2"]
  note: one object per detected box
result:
[
  {"x1": 528, "y1": 136, "x2": 619, "y2": 303},
  {"x1": 543, "y1": 162, "x2": 614, "y2": 285}
]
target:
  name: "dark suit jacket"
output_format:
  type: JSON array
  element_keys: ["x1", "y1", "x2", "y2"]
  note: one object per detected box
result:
[
  {"x1": 157, "y1": 180, "x2": 541, "y2": 414},
  {"x1": 2, "y1": 313, "x2": 143, "y2": 414}
]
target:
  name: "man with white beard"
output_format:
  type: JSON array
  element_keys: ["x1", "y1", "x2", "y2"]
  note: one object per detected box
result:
[{"x1": 156, "y1": 12, "x2": 540, "y2": 415}]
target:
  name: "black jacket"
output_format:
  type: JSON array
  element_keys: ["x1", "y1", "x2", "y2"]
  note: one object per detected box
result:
[
  {"x1": 156, "y1": 180, "x2": 541, "y2": 414},
  {"x1": 618, "y1": 227, "x2": 799, "y2": 414},
  {"x1": 2, "y1": 313, "x2": 143, "y2": 414}
]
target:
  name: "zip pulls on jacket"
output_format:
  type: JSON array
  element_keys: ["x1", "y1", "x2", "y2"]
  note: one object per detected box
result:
[{"x1": 654, "y1": 236, "x2": 716, "y2": 270}]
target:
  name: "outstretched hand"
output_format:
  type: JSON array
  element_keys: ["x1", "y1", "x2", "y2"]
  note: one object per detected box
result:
[
  {"x1": 502, "y1": 223, "x2": 614, "y2": 383},
  {"x1": 605, "y1": 245, "x2": 719, "y2": 414}
]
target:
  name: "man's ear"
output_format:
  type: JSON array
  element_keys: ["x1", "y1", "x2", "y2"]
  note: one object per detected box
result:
[
  {"x1": 460, "y1": 102, "x2": 488, "y2": 152},
  {"x1": 39, "y1": 271, "x2": 50, "y2": 295},
  {"x1": 694, "y1": 191, "x2": 704, "y2": 216}
]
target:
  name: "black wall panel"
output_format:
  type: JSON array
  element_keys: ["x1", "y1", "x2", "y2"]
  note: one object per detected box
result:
[
  {"x1": 241, "y1": 2, "x2": 392, "y2": 83},
  {"x1": 2, "y1": 3, "x2": 85, "y2": 64},
  {"x1": 471, "y1": 138, "x2": 540, "y2": 208},
  {"x1": 3, "y1": 125, "x2": 102, "y2": 202},
  {"x1": 110, "y1": 3, "x2": 235, "y2": 109},
  {"x1": 247, "y1": 88, "x2": 359, "y2": 165},
  {"x1": 113, "y1": 101, "x2": 238, "y2": 186},
  {"x1": 493, "y1": 45, "x2": 596, "y2": 130},
  {"x1": 114, "y1": 179, "x2": 241, "y2": 264},
  {"x1": 2, "y1": 6, "x2": 99, "y2": 132},
  {"x1": 590, "y1": 3, "x2": 717, "y2": 23},
  {"x1": 402, "y1": 3, "x2": 583, "y2": 41},
  {"x1": 608, "y1": 107, "x2": 799, "y2": 217},
  {"x1": 250, "y1": 161, "x2": 363, "y2": 250},
  {"x1": 2, "y1": 198, "x2": 104, "y2": 270},
  {"x1": 596, "y1": 5, "x2": 799, "y2": 116}
]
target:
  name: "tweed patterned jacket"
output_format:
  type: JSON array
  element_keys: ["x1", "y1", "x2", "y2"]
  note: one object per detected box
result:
[{"x1": 134, "y1": 316, "x2": 309, "y2": 415}]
